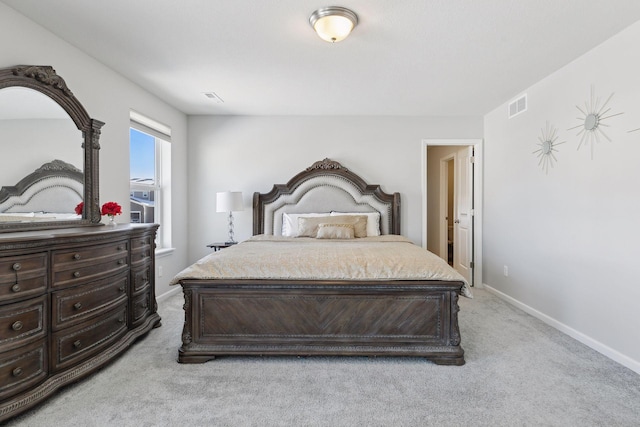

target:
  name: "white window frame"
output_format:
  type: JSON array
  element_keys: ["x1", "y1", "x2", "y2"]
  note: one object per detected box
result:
[{"x1": 130, "y1": 110, "x2": 172, "y2": 252}]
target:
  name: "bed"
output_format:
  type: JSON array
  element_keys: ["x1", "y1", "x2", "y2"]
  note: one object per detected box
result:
[
  {"x1": 173, "y1": 158, "x2": 470, "y2": 365},
  {"x1": 0, "y1": 159, "x2": 82, "y2": 222}
]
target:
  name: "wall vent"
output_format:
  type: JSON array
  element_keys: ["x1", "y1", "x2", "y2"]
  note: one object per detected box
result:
[{"x1": 508, "y1": 94, "x2": 527, "y2": 118}]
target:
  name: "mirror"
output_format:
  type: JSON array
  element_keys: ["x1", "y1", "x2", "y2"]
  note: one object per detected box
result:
[{"x1": 0, "y1": 65, "x2": 104, "y2": 232}]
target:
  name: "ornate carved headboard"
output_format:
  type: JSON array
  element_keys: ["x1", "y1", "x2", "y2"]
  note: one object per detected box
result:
[
  {"x1": 0, "y1": 159, "x2": 83, "y2": 220},
  {"x1": 253, "y1": 158, "x2": 401, "y2": 235}
]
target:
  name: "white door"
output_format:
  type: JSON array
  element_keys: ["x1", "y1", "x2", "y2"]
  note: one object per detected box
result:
[{"x1": 454, "y1": 146, "x2": 473, "y2": 283}]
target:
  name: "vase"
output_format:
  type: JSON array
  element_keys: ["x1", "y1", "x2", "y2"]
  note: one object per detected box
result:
[{"x1": 107, "y1": 215, "x2": 117, "y2": 227}]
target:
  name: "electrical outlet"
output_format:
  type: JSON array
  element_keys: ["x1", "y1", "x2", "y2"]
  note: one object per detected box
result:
[
  {"x1": 158, "y1": 266, "x2": 163, "y2": 277},
  {"x1": 503, "y1": 265, "x2": 508, "y2": 277}
]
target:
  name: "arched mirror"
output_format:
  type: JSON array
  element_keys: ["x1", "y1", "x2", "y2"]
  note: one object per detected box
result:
[{"x1": 0, "y1": 65, "x2": 103, "y2": 232}]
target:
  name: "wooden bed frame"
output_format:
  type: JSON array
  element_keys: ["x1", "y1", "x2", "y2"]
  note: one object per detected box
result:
[{"x1": 178, "y1": 159, "x2": 465, "y2": 365}]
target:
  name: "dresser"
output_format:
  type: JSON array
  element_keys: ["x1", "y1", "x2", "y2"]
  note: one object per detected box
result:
[{"x1": 0, "y1": 224, "x2": 160, "y2": 422}]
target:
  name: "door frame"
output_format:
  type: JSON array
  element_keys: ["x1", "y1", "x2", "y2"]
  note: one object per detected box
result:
[{"x1": 422, "y1": 139, "x2": 483, "y2": 288}]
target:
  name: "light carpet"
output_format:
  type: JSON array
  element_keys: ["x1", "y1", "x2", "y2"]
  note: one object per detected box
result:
[{"x1": 6, "y1": 289, "x2": 640, "y2": 426}]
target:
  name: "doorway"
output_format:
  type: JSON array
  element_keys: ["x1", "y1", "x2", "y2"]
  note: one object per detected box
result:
[{"x1": 422, "y1": 139, "x2": 483, "y2": 287}]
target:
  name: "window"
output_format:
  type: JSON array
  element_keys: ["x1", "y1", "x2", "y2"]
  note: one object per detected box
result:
[{"x1": 130, "y1": 111, "x2": 171, "y2": 250}]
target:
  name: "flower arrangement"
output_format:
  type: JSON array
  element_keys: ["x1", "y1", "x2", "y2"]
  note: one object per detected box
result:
[
  {"x1": 101, "y1": 201, "x2": 122, "y2": 217},
  {"x1": 74, "y1": 201, "x2": 84, "y2": 215}
]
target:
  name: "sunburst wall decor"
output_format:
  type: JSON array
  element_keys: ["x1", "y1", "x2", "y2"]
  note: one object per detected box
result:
[
  {"x1": 567, "y1": 85, "x2": 623, "y2": 159},
  {"x1": 533, "y1": 122, "x2": 565, "y2": 174}
]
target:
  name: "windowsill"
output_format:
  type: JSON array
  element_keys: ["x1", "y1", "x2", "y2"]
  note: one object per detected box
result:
[{"x1": 155, "y1": 247, "x2": 175, "y2": 258}]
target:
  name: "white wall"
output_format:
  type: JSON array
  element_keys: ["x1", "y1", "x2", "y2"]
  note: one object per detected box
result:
[
  {"x1": 187, "y1": 116, "x2": 482, "y2": 262},
  {"x1": 0, "y1": 3, "x2": 189, "y2": 298},
  {"x1": 484, "y1": 20, "x2": 640, "y2": 372}
]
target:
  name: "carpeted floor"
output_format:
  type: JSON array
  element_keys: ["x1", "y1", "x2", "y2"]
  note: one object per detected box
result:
[{"x1": 6, "y1": 288, "x2": 640, "y2": 426}]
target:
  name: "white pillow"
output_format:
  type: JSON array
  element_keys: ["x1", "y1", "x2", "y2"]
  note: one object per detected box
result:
[
  {"x1": 331, "y1": 211, "x2": 380, "y2": 236},
  {"x1": 282, "y1": 212, "x2": 329, "y2": 237}
]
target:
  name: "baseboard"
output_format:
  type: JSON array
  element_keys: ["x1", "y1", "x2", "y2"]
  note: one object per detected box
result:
[
  {"x1": 483, "y1": 283, "x2": 640, "y2": 375},
  {"x1": 156, "y1": 285, "x2": 181, "y2": 302}
]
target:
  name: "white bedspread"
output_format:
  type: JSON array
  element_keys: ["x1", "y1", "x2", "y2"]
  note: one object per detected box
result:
[{"x1": 171, "y1": 235, "x2": 472, "y2": 297}]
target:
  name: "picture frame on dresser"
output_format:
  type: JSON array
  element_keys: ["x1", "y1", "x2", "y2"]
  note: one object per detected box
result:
[{"x1": 0, "y1": 65, "x2": 161, "y2": 423}]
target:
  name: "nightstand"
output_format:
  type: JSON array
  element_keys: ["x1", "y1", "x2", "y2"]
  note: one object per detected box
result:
[{"x1": 206, "y1": 242, "x2": 237, "y2": 251}]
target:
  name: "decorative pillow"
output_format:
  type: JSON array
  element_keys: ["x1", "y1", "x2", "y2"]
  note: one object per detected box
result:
[
  {"x1": 316, "y1": 223, "x2": 355, "y2": 239},
  {"x1": 331, "y1": 211, "x2": 381, "y2": 236},
  {"x1": 282, "y1": 212, "x2": 329, "y2": 237},
  {"x1": 297, "y1": 215, "x2": 367, "y2": 238}
]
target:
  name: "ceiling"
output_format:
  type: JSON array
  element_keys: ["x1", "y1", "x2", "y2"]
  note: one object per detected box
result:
[{"x1": 4, "y1": 0, "x2": 640, "y2": 117}]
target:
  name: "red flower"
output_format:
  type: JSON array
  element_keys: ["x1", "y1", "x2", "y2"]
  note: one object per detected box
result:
[
  {"x1": 75, "y1": 201, "x2": 84, "y2": 215},
  {"x1": 101, "y1": 201, "x2": 122, "y2": 216}
]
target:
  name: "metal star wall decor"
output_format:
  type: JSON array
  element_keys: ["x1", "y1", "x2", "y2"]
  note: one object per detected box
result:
[
  {"x1": 533, "y1": 122, "x2": 565, "y2": 174},
  {"x1": 567, "y1": 86, "x2": 623, "y2": 159}
]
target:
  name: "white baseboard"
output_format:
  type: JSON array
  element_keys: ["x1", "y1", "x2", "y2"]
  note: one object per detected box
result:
[
  {"x1": 156, "y1": 286, "x2": 181, "y2": 302},
  {"x1": 483, "y1": 283, "x2": 640, "y2": 375}
]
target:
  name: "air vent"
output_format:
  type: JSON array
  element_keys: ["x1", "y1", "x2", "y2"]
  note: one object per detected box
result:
[
  {"x1": 508, "y1": 94, "x2": 527, "y2": 118},
  {"x1": 204, "y1": 92, "x2": 224, "y2": 104}
]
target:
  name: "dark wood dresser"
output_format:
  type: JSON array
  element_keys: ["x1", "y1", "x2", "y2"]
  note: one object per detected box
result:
[{"x1": 0, "y1": 224, "x2": 160, "y2": 422}]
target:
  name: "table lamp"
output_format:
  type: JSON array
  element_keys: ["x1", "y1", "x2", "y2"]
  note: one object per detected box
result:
[{"x1": 216, "y1": 191, "x2": 243, "y2": 244}]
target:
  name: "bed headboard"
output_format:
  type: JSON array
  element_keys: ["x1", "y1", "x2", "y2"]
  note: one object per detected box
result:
[
  {"x1": 0, "y1": 159, "x2": 83, "y2": 216},
  {"x1": 253, "y1": 158, "x2": 401, "y2": 235}
]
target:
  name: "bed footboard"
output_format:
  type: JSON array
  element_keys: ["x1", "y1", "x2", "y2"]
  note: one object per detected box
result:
[{"x1": 178, "y1": 280, "x2": 465, "y2": 366}]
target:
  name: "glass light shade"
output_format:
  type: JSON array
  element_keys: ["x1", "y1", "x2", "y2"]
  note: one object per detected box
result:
[
  {"x1": 309, "y1": 7, "x2": 358, "y2": 43},
  {"x1": 314, "y1": 15, "x2": 354, "y2": 42},
  {"x1": 216, "y1": 191, "x2": 244, "y2": 212}
]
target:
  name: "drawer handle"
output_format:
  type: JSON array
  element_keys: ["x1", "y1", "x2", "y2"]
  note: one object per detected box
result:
[
  {"x1": 119, "y1": 285, "x2": 126, "y2": 292},
  {"x1": 12, "y1": 321, "x2": 23, "y2": 331},
  {"x1": 73, "y1": 253, "x2": 81, "y2": 260},
  {"x1": 118, "y1": 317, "x2": 125, "y2": 324},
  {"x1": 117, "y1": 259, "x2": 125, "y2": 265},
  {"x1": 73, "y1": 302, "x2": 83, "y2": 310},
  {"x1": 12, "y1": 367, "x2": 23, "y2": 377},
  {"x1": 140, "y1": 302, "x2": 148, "y2": 309},
  {"x1": 73, "y1": 340, "x2": 82, "y2": 349},
  {"x1": 73, "y1": 271, "x2": 81, "y2": 278},
  {"x1": 12, "y1": 263, "x2": 21, "y2": 271},
  {"x1": 117, "y1": 245, "x2": 124, "y2": 251},
  {"x1": 11, "y1": 283, "x2": 21, "y2": 292}
]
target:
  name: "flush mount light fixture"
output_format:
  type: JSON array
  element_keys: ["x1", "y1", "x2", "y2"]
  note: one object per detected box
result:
[{"x1": 309, "y1": 6, "x2": 358, "y2": 43}]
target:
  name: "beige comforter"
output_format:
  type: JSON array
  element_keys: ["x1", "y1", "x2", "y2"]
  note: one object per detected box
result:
[{"x1": 171, "y1": 235, "x2": 472, "y2": 297}]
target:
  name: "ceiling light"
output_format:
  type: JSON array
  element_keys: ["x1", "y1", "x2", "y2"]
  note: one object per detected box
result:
[{"x1": 309, "y1": 6, "x2": 358, "y2": 43}]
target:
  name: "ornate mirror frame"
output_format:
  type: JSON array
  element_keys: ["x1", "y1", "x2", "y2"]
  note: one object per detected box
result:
[{"x1": 0, "y1": 65, "x2": 103, "y2": 232}]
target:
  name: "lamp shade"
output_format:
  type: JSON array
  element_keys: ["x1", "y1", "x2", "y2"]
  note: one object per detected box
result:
[
  {"x1": 216, "y1": 191, "x2": 244, "y2": 212},
  {"x1": 309, "y1": 7, "x2": 358, "y2": 43}
]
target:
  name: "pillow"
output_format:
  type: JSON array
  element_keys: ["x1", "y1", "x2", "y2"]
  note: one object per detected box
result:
[
  {"x1": 331, "y1": 211, "x2": 381, "y2": 236},
  {"x1": 282, "y1": 213, "x2": 329, "y2": 237},
  {"x1": 316, "y1": 223, "x2": 355, "y2": 239},
  {"x1": 297, "y1": 215, "x2": 367, "y2": 238}
]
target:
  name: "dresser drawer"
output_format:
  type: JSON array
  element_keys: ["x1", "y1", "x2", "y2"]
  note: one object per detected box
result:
[
  {"x1": 52, "y1": 241, "x2": 129, "y2": 288},
  {"x1": 51, "y1": 304, "x2": 128, "y2": 372},
  {"x1": 131, "y1": 289, "x2": 151, "y2": 326},
  {"x1": 51, "y1": 274, "x2": 128, "y2": 331},
  {"x1": 130, "y1": 247, "x2": 152, "y2": 267},
  {"x1": 53, "y1": 240, "x2": 128, "y2": 267},
  {"x1": 131, "y1": 234, "x2": 153, "y2": 250},
  {"x1": 0, "y1": 253, "x2": 47, "y2": 303},
  {"x1": 0, "y1": 295, "x2": 47, "y2": 353},
  {"x1": 132, "y1": 264, "x2": 152, "y2": 294},
  {"x1": 0, "y1": 339, "x2": 47, "y2": 401}
]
